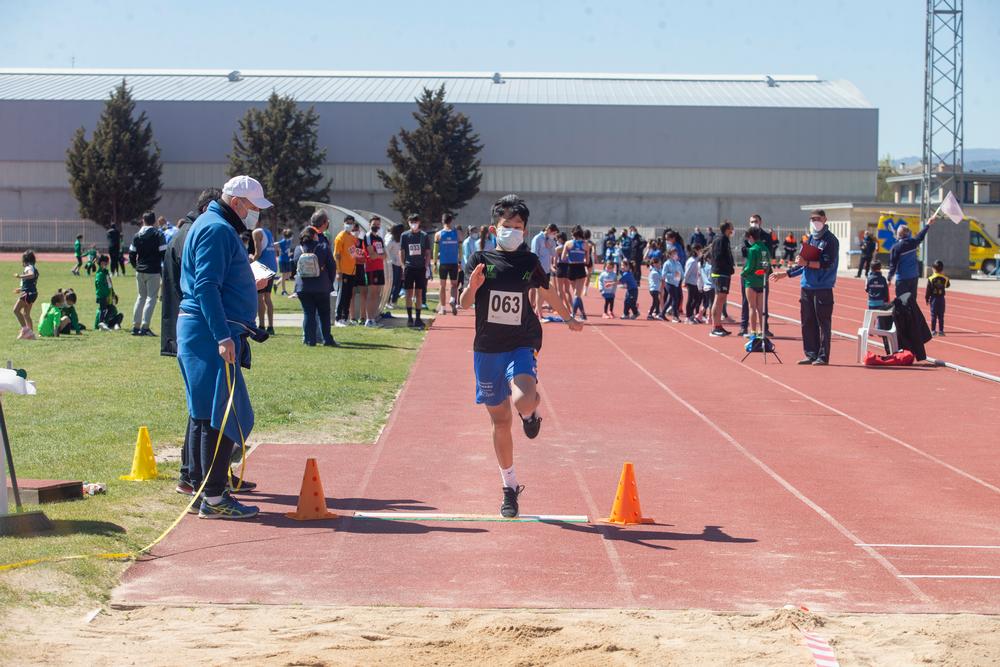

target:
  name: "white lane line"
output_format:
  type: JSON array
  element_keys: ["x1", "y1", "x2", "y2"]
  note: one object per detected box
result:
[
  {"x1": 858, "y1": 543, "x2": 1000, "y2": 549},
  {"x1": 353, "y1": 512, "x2": 589, "y2": 522},
  {"x1": 901, "y1": 575, "x2": 1000, "y2": 579},
  {"x1": 592, "y1": 326, "x2": 932, "y2": 604}
]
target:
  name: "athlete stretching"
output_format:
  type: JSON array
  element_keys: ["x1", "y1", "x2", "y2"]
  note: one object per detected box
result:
[{"x1": 460, "y1": 195, "x2": 583, "y2": 518}]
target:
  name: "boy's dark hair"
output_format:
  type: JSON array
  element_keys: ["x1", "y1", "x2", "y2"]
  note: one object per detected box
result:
[
  {"x1": 719, "y1": 221, "x2": 734, "y2": 234},
  {"x1": 746, "y1": 226, "x2": 762, "y2": 242},
  {"x1": 64, "y1": 288, "x2": 77, "y2": 304},
  {"x1": 441, "y1": 213, "x2": 453, "y2": 224},
  {"x1": 369, "y1": 215, "x2": 381, "y2": 223},
  {"x1": 933, "y1": 260, "x2": 944, "y2": 271},
  {"x1": 407, "y1": 213, "x2": 421, "y2": 222},
  {"x1": 571, "y1": 225, "x2": 584, "y2": 239},
  {"x1": 196, "y1": 187, "x2": 222, "y2": 213},
  {"x1": 98, "y1": 254, "x2": 110, "y2": 264},
  {"x1": 546, "y1": 223, "x2": 559, "y2": 232},
  {"x1": 871, "y1": 260, "x2": 882, "y2": 272},
  {"x1": 691, "y1": 243, "x2": 703, "y2": 253},
  {"x1": 75, "y1": 234, "x2": 83, "y2": 239},
  {"x1": 343, "y1": 215, "x2": 356, "y2": 223},
  {"x1": 491, "y1": 194, "x2": 529, "y2": 224},
  {"x1": 141, "y1": 211, "x2": 156, "y2": 225},
  {"x1": 22, "y1": 250, "x2": 36, "y2": 265}
]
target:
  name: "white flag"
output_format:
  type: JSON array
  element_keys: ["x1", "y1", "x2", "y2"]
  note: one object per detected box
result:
[{"x1": 938, "y1": 191, "x2": 965, "y2": 224}]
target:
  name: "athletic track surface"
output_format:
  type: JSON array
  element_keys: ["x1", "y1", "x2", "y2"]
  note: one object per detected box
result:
[{"x1": 116, "y1": 280, "x2": 1000, "y2": 613}]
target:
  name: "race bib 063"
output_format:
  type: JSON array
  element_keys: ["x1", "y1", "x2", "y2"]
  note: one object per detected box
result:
[{"x1": 487, "y1": 290, "x2": 522, "y2": 326}]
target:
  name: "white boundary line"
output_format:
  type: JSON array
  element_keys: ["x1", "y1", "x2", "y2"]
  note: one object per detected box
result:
[
  {"x1": 858, "y1": 543, "x2": 1000, "y2": 549},
  {"x1": 353, "y1": 512, "x2": 589, "y2": 522},
  {"x1": 592, "y1": 327, "x2": 932, "y2": 604},
  {"x1": 901, "y1": 575, "x2": 1000, "y2": 580}
]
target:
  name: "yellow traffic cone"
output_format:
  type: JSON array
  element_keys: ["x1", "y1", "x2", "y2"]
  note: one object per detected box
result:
[{"x1": 119, "y1": 426, "x2": 159, "y2": 481}]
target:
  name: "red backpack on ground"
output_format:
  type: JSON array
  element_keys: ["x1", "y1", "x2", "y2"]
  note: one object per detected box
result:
[{"x1": 863, "y1": 350, "x2": 915, "y2": 366}]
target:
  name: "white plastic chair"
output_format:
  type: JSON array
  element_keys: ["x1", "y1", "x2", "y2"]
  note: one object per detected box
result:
[{"x1": 857, "y1": 308, "x2": 898, "y2": 363}]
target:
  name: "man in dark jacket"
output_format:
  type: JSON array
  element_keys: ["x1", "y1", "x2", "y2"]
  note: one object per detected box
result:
[
  {"x1": 709, "y1": 221, "x2": 735, "y2": 336},
  {"x1": 856, "y1": 230, "x2": 877, "y2": 278},
  {"x1": 689, "y1": 227, "x2": 707, "y2": 248},
  {"x1": 888, "y1": 218, "x2": 937, "y2": 299},
  {"x1": 162, "y1": 188, "x2": 221, "y2": 357},
  {"x1": 107, "y1": 222, "x2": 125, "y2": 276},
  {"x1": 129, "y1": 210, "x2": 167, "y2": 336},
  {"x1": 293, "y1": 225, "x2": 338, "y2": 346}
]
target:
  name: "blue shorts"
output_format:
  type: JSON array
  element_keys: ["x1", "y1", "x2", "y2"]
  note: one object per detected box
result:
[{"x1": 473, "y1": 347, "x2": 538, "y2": 406}]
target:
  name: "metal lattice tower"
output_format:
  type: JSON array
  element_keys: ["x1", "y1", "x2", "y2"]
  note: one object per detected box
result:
[{"x1": 921, "y1": 0, "x2": 963, "y2": 224}]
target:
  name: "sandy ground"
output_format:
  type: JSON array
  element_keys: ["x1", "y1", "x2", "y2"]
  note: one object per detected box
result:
[{"x1": 2, "y1": 604, "x2": 999, "y2": 666}]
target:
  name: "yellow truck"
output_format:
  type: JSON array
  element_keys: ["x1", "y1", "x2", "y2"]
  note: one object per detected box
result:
[{"x1": 876, "y1": 213, "x2": 1000, "y2": 274}]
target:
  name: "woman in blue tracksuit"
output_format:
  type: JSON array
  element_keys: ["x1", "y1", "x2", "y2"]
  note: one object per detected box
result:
[
  {"x1": 888, "y1": 218, "x2": 938, "y2": 300},
  {"x1": 178, "y1": 176, "x2": 271, "y2": 520}
]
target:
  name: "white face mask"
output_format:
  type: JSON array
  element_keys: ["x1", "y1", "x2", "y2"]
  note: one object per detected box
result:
[
  {"x1": 353, "y1": 230, "x2": 363, "y2": 239},
  {"x1": 344, "y1": 222, "x2": 353, "y2": 231},
  {"x1": 496, "y1": 226, "x2": 523, "y2": 251},
  {"x1": 243, "y1": 208, "x2": 259, "y2": 230},
  {"x1": 810, "y1": 219, "x2": 825, "y2": 233},
  {"x1": 409, "y1": 223, "x2": 420, "y2": 232}
]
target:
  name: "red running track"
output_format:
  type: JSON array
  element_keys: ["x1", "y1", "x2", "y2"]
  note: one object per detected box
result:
[
  {"x1": 761, "y1": 275, "x2": 1000, "y2": 377},
  {"x1": 115, "y1": 294, "x2": 1000, "y2": 612}
]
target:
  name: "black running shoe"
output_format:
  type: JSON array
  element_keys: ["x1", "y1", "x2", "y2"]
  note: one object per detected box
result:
[
  {"x1": 797, "y1": 357, "x2": 817, "y2": 365},
  {"x1": 228, "y1": 474, "x2": 257, "y2": 493},
  {"x1": 500, "y1": 484, "x2": 524, "y2": 518},
  {"x1": 520, "y1": 412, "x2": 542, "y2": 439}
]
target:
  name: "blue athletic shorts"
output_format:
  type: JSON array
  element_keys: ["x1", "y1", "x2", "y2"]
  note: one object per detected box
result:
[{"x1": 473, "y1": 347, "x2": 538, "y2": 406}]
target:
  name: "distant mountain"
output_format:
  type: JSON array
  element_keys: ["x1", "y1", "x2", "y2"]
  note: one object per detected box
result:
[{"x1": 890, "y1": 148, "x2": 1000, "y2": 174}]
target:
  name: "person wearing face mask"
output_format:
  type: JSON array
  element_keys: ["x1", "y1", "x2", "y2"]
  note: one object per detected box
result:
[
  {"x1": 434, "y1": 213, "x2": 461, "y2": 316},
  {"x1": 363, "y1": 216, "x2": 386, "y2": 326},
  {"x1": 529, "y1": 223, "x2": 559, "y2": 318},
  {"x1": 740, "y1": 214, "x2": 771, "y2": 337},
  {"x1": 400, "y1": 213, "x2": 431, "y2": 328},
  {"x1": 349, "y1": 221, "x2": 369, "y2": 324},
  {"x1": 460, "y1": 194, "x2": 583, "y2": 518},
  {"x1": 333, "y1": 215, "x2": 359, "y2": 326},
  {"x1": 176, "y1": 175, "x2": 272, "y2": 519},
  {"x1": 771, "y1": 209, "x2": 840, "y2": 365}
]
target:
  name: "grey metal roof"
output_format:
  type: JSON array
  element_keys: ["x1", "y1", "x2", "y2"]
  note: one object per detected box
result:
[{"x1": 0, "y1": 69, "x2": 873, "y2": 109}]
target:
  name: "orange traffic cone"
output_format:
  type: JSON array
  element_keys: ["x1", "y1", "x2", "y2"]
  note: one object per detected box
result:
[
  {"x1": 285, "y1": 458, "x2": 339, "y2": 521},
  {"x1": 602, "y1": 462, "x2": 654, "y2": 525}
]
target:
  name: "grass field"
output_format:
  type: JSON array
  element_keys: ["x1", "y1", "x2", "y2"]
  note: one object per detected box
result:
[{"x1": 0, "y1": 260, "x2": 424, "y2": 607}]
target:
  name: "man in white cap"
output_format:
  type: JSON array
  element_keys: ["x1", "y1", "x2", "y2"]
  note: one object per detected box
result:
[{"x1": 177, "y1": 175, "x2": 272, "y2": 519}]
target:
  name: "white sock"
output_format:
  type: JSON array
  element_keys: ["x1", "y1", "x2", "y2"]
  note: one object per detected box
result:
[
  {"x1": 205, "y1": 495, "x2": 224, "y2": 505},
  {"x1": 500, "y1": 465, "x2": 518, "y2": 489}
]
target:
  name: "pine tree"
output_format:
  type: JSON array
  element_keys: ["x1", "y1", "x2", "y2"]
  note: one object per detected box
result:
[
  {"x1": 65, "y1": 80, "x2": 162, "y2": 228},
  {"x1": 228, "y1": 92, "x2": 332, "y2": 225},
  {"x1": 378, "y1": 85, "x2": 483, "y2": 225}
]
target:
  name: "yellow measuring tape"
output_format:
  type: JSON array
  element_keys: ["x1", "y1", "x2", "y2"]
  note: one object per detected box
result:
[{"x1": 0, "y1": 363, "x2": 242, "y2": 573}]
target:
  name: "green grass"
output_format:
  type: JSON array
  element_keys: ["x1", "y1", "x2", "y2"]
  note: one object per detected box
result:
[{"x1": 0, "y1": 260, "x2": 425, "y2": 608}]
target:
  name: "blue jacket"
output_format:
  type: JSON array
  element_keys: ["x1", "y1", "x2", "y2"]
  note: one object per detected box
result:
[
  {"x1": 293, "y1": 237, "x2": 337, "y2": 294},
  {"x1": 888, "y1": 225, "x2": 930, "y2": 282},
  {"x1": 788, "y1": 227, "x2": 839, "y2": 290},
  {"x1": 179, "y1": 200, "x2": 258, "y2": 343}
]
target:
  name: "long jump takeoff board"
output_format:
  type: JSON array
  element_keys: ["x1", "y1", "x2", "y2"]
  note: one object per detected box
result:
[{"x1": 352, "y1": 512, "x2": 590, "y2": 523}]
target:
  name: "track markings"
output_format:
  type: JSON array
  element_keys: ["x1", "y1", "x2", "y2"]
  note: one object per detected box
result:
[
  {"x1": 858, "y1": 543, "x2": 1000, "y2": 549},
  {"x1": 353, "y1": 512, "x2": 589, "y2": 523},
  {"x1": 592, "y1": 326, "x2": 932, "y2": 604},
  {"x1": 900, "y1": 575, "x2": 1000, "y2": 580}
]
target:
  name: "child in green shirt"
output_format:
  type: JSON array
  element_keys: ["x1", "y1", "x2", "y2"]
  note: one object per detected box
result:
[
  {"x1": 72, "y1": 234, "x2": 83, "y2": 276},
  {"x1": 84, "y1": 245, "x2": 98, "y2": 276},
  {"x1": 740, "y1": 227, "x2": 771, "y2": 337},
  {"x1": 61, "y1": 288, "x2": 83, "y2": 333},
  {"x1": 38, "y1": 291, "x2": 71, "y2": 337},
  {"x1": 94, "y1": 255, "x2": 123, "y2": 330}
]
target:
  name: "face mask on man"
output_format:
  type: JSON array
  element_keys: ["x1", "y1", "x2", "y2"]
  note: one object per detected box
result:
[
  {"x1": 410, "y1": 223, "x2": 420, "y2": 232},
  {"x1": 371, "y1": 226, "x2": 380, "y2": 235},
  {"x1": 810, "y1": 219, "x2": 825, "y2": 233},
  {"x1": 496, "y1": 226, "x2": 523, "y2": 251},
  {"x1": 243, "y1": 208, "x2": 259, "y2": 230}
]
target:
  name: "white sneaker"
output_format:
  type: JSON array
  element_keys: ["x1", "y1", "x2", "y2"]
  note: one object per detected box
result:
[
  {"x1": 334, "y1": 320, "x2": 348, "y2": 328},
  {"x1": 98, "y1": 322, "x2": 111, "y2": 331}
]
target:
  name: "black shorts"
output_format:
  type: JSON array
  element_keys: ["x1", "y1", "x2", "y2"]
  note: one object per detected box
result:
[
  {"x1": 439, "y1": 263, "x2": 459, "y2": 281},
  {"x1": 403, "y1": 266, "x2": 428, "y2": 291},
  {"x1": 257, "y1": 278, "x2": 274, "y2": 294},
  {"x1": 354, "y1": 266, "x2": 368, "y2": 286},
  {"x1": 20, "y1": 291, "x2": 38, "y2": 305},
  {"x1": 556, "y1": 263, "x2": 569, "y2": 279},
  {"x1": 367, "y1": 269, "x2": 385, "y2": 286},
  {"x1": 567, "y1": 264, "x2": 588, "y2": 281},
  {"x1": 713, "y1": 275, "x2": 732, "y2": 294}
]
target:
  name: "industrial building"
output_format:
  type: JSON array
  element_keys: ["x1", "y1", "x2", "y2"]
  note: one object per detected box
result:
[{"x1": 0, "y1": 68, "x2": 877, "y2": 244}]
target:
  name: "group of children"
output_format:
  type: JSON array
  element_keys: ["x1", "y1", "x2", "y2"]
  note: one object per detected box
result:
[
  {"x1": 13, "y1": 249, "x2": 124, "y2": 340},
  {"x1": 865, "y1": 257, "x2": 950, "y2": 336},
  {"x1": 598, "y1": 244, "x2": 718, "y2": 323}
]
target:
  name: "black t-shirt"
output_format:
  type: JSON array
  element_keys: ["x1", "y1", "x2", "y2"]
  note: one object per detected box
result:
[
  {"x1": 400, "y1": 230, "x2": 430, "y2": 268},
  {"x1": 468, "y1": 248, "x2": 550, "y2": 353}
]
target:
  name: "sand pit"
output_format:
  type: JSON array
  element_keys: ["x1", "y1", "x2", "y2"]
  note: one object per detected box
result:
[{"x1": 3, "y1": 604, "x2": 999, "y2": 665}]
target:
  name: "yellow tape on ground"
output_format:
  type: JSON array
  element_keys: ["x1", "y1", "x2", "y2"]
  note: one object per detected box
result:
[{"x1": 0, "y1": 364, "x2": 240, "y2": 574}]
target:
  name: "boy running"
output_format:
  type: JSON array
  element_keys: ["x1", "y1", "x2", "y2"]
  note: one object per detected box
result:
[{"x1": 460, "y1": 195, "x2": 582, "y2": 518}]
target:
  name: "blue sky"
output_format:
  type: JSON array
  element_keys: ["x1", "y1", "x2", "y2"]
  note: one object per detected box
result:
[{"x1": 2, "y1": 0, "x2": 997, "y2": 157}]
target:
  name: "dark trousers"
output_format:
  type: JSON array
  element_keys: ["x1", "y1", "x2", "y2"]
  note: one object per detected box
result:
[
  {"x1": 856, "y1": 254, "x2": 873, "y2": 277},
  {"x1": 685, "y1": 284, "x2": 700, "y2": 318},
  {"x1": 662, "y1": 284, "x2": 682, "y2": 317},
  {"x1": 648, "y1": 291, "x2": 660, "y2": 316},
  {"x1": 799, "y1": 288, "x2": 834, "y2": 362},
  {"x1": 702, "y1": 289, "x2": 715, "y2": 313},
  {"x1": 895, "y1": 277, "x2": 918, "y2": 301},
  {"x1": 299, "y1": 291, "x2": 333, "y2": 345},
  {"x1": 335, "y1": 273, "x2": 355, "y2": 321},
  {"x1": 929, "y1": 295, "x2": 945, "y2": 331},
  {"x1": 186, "y1": 418, "x2": 236, "y2": 498},
  {"x1": 179, "y1": 417, "x2": 194, "y2": 484},
  {"x1": 389, "y1": 264, "x2": 403, "y2": 304},
  {"x1": 624, "y1": 289, "x2": 639, "y2": 317},
  {"x1": 603, "y1": 294, "x2": 615, "y2": 314}
]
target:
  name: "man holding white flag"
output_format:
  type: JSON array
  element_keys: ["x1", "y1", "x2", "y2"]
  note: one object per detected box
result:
[
  {"x1": 936, "y1": 190, "x2": 966, "y2": 225},
  {"x1": 887, "y1": 201, "x2": 950, "y2": 300}
]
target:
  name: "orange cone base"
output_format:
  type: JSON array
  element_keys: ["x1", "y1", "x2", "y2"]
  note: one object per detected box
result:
[
  {"x1": 285, "y1": 509, "x2": 339, "y2": 521},
  {"x1": 601, "y1": 515, "x2": 655, "y2": 526}
]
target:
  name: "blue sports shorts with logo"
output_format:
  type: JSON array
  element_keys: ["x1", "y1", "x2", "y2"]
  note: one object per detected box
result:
[{"x1": 473, "y1": 347, "x2": 538, "y2": 406}]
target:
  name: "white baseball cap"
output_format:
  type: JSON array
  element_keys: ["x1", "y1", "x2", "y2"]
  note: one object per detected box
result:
[{"x1": 222, "y1": 175, "x2": 273, "y2": 209}]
